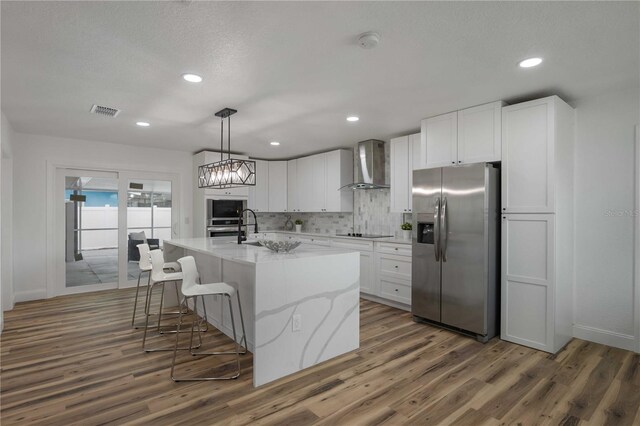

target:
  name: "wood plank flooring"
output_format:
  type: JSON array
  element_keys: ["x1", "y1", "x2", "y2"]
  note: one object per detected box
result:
[{"x1": 1, "y1": 288, "x2": 639, "y2": 425}]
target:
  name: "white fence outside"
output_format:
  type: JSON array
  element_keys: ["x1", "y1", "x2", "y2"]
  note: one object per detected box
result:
[{"x1": 78, "y1": 206, "x2": 171, "y2": 250}]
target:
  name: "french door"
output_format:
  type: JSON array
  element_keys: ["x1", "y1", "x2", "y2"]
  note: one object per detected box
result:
[{"x1": 55, "y1": 168, "x2": 180, "y2": 295}]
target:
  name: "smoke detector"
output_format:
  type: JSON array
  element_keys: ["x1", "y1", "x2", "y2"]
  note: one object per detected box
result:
[
  {"x1": 90, "y1": 104, "x2": 121, "y2": 118},
  {"x1": 357, "y1": 32, "x2": 380, "y2": 49}
]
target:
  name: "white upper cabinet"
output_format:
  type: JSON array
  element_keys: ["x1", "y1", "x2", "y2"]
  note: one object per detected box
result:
[
  {"x1": 422, "y1": 111, "x2": 458, "y2": 168},
  {"x1": 421, "y1": 101, "x2": 505, "y2": 169},
  {"x1": 248, "y1": 160, "x2": 269, "y2": 212},
  {"x1": 204, "y1": 149, "x2": 352, "y2": 215},
  {"x1": 325, "y1": 150, "x2": 354, "y2": 212},
  {"x1": 501, "y1": 96, "x2": 574, "y2": 213},
  {"x1": 268, "y1": 161, "x2": 288, "y2": 212},
  {"x1": 391, "y1": 136, "x2": 410, "y2": 213},
  {"x1": 457, "y1": 101, "x2": 504, "y2": 164},
  {"x1": 409, "y1": 133, "x2": 421, "y2": 211},
  {"x1": 287, "y1": 160, "x2": 299, "y2": 212},
  {"x1": 310, "y1": 154, "x2": 327, "y2": 212},
  {"x1": 293, "y1": 150, "x2": 353, "y2": 213},
  {"x1": 296, "y1": 155, "x2": 315, "y2": 212},
  {"x1": 391, "y1": 133, "x2": 421, "y2": 213}
]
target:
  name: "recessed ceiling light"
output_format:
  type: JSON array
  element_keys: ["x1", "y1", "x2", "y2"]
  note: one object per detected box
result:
[
  {"x1": 519, "y1": 57, "x2": 543, "y2": 68},
  {"x1": 136, "y1": 121, "x2": 150, "y2": 127},
  {"x1": 346, "y1": 116, "x2": 359, "y2": 122},
  {"x1": 182, "y1": 73, "x2": 203, "y2": 83},
  {"x1": 270, "y1": 141, "x2": 280, "y2": 146}
]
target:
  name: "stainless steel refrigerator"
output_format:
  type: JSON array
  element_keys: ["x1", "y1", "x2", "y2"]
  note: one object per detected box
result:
[{"x1": 411, "y1": 163, "x2": 499, "y2": 342}]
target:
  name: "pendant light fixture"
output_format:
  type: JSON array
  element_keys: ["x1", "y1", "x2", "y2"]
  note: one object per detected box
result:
[{"x1": 197, "y1": 108, "x2": 256, "y2": 189}]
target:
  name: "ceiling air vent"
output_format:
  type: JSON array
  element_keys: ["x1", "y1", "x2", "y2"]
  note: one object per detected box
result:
[{"x1": 90, "y1": 104, "x2": 120, "y2": 117}]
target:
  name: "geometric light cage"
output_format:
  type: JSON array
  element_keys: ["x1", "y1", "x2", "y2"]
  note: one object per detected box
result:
[{"x1": 198, "y1": 158, "x2": 256, "y2": 189}]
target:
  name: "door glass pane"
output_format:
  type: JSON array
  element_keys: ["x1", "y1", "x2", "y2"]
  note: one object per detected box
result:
[
  {"x1": 127, "y1": 180, "x2": 172, "y2": 280},
  {"x1": 64, "y1": 176, "x2": 119, "y2": 287}
]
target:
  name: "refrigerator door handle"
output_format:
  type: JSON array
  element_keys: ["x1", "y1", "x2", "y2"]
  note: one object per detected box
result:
[
  {"x1": 434, "y1": 197, "x2": 440, "y2": 261},
  {"x1": 441, "y1": 197, "x2": 448, "y2": 262}
]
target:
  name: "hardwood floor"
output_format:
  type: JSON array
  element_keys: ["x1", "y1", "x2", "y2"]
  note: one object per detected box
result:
[{"x1": 1, "y1": 288, "x2": 639, "y2": 425}]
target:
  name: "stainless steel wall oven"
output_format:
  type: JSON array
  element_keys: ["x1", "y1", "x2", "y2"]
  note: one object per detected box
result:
[{"x1": 206, "y1": 198, "x2": 246, "y2": 238}]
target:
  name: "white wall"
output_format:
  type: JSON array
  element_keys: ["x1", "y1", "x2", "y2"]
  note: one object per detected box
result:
[
  {"x1": 12, "y1": 133, "x2": 193, "y2": 302},
  {"x1": 1, "y1": 112, "x2": 16, "y2": 330},
  {"x1": 573, "y1": 87, "x2": 640, "y2": 351}
]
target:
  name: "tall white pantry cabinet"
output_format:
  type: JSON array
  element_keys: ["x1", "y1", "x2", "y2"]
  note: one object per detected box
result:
[{"x1": 500, "y1": 96, "x2": 575, "y2": 353}]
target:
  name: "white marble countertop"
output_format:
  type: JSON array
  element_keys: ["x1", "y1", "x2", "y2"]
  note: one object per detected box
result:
[
  {"x1": 165, "y1": 237, "x2": 358, "y2": 265},
  {"x1": 251, "y1": 230, "x2": 413, "y2": 245}
]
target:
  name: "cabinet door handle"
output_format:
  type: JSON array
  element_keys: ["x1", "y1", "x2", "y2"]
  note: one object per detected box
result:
[
  {"x1": 394, "y1": 265, "x2": 398, "y2": 268},
  {"x1": 394, "y1": 288, "x2": 399, "y2": 292},
  {"x1": 394, "y1": 248, "x2": 398, "y2": 251}
]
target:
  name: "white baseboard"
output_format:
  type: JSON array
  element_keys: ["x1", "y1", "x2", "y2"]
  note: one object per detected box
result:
[
  {"x1": 360, "y1": 293, "x2": 411, "y2": 312},
  {"x1": 573, "y1": 324, "x2": 637, "y2": 352},
  {"x1": 13, "y1": 289, "x2": 47, "y2": 303}
]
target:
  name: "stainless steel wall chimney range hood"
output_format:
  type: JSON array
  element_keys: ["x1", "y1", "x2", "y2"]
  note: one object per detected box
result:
[{"x1": 340, "y1": 139, "x2": 389, "y2": 190}]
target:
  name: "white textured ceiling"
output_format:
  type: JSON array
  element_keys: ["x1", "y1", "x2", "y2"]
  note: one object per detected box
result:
[{"x1": 1, "y1": 1, "x2": 638, "y2": 159}]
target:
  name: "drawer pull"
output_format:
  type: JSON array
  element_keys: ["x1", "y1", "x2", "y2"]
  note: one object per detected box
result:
[
  {"x1": 394, "y1": 248, "x2": 398, "y2": 251},
  {"x1": 394, "y1": 288, "x2": 399, "y2": 292},
  {"x1": 394, "y1": 265, "x2": 398, "y2": 268}
]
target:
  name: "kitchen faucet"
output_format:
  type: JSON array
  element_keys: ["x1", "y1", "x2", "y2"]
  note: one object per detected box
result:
[{"x1": 237, "y1": 208, "x2": 258, "y2": 244}]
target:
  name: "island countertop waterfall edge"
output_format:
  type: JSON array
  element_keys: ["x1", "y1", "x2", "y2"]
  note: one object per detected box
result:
[{"x1": 163, "y1": 238, "x2": 361, "y2": 387}]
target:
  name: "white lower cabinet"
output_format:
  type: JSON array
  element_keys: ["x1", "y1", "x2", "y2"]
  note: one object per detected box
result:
[
  {"x1": 359, "y1": 252, "x2": 376, "y2": 295},
  {"x1": 501, "y1": 214, "x2": 571, "y2": 353},
  {"x1": 379, "y1": 277, "x2": 411, "y2": 305},
  {"x1": 331, "y1": 239, "x2": 377, "y2": 295},
  {"x1": 255, "y1": 233, "x2": 413, "y2": 307},
  {"x1": 282, "y1": 234, "x2": 331, "y2": 246},
  {"x1": 376, "y1": 251, "x2": 412, "y2": 305}
]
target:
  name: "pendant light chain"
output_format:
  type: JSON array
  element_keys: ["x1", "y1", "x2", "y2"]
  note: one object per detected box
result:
[{"x1": 220, "y1": 115, "x2": 224, "y2": 162}]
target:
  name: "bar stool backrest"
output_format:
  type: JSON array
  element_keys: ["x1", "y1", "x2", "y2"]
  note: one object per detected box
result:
[
  {"x1": 137, "y1": 244, "x2": 151, "y2": 270},
  {"x1": 177, "y1": 256, "x2": 200, "y2": 296},
  {"x1": 150, "y1": 249, "x2": 167, "y2": 282}
]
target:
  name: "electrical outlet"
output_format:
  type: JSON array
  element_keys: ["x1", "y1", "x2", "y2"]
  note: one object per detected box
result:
[{"x1": 292, "y1": 314, "x2": 302, "y2": 332}]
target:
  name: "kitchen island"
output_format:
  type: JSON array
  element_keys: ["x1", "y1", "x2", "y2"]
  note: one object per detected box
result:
[{"x1": 163, "y1": 238, "x2": 360, "y2": 387}]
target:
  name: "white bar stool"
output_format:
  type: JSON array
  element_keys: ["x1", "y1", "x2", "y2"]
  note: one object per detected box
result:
[
  {"x1": 131, "y1": 243, "x2": 181, "y2": 328},
  {"x1": 170, "y1": 255, "x2": 247, "y2": 381},
  {"x1": 142, "y1": 249, "x2": 198, "y2": 352}
]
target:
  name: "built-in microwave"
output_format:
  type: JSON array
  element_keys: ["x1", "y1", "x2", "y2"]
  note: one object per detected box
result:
[{"x1": 206, "y1": 198, "x2": 246, "y2": 238}]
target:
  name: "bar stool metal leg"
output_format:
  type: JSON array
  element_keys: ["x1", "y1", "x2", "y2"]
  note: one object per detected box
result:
[
  {"x1": 235, "y1": 289, "x2": 248, "y2": 352},
  {"x1": 143, "y1": 285, "x2": 200, "y2": 353},
  {"x1": 189, "y1": 294, "x2": 246, "y2": 356},
  {"x1": 133, "y1": 270, "x2": 154, "y2": 329},
  {"x1": 171, "y1": 294, "x2": 242, "y2": 381},
  {"x1": 131, "y1": 270, "x2": 144, "y2": 326}
]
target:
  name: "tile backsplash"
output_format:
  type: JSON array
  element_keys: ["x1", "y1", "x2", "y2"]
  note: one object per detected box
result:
[
  {"x1": 353, "y1": 188, "x2": 404, "y2": 236},
  {"x1": 256, "y1": 212, "x2": 353, "y2": 235},
  {"x1": 255, "y1": 141, "x2": 409, "y2": 237}
]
